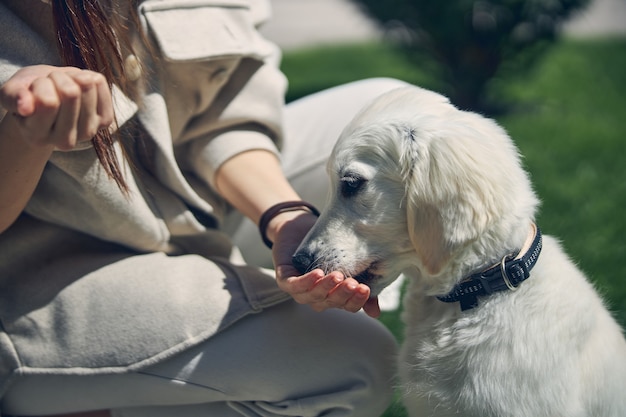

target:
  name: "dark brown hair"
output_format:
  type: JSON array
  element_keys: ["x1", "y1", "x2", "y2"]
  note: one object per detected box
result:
[{"x1": 51, "y1": 0, "x2": 139, "y2": 193}]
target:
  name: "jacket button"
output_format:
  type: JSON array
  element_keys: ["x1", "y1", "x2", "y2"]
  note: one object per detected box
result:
[{"x1": 124, "y1": 54, "x2": 142, "y2": 82}]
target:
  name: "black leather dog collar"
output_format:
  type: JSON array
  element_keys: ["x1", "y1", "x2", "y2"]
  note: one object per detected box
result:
[{"x1": 437, "y1": 225, "x2": 543, "y2": 311}]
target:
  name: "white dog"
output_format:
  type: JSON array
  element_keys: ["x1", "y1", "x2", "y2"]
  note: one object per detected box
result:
[{"x1": 293, "y1": 86, "x2": 626, "y2": 417}]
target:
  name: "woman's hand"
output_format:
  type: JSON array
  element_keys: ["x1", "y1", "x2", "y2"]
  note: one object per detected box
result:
[
  {"x1": 213, "y1": 150, "x2": 381, "y2": 317},
  {"x1": 0, "y1": 65, "x2": 114, "y2": 151},
  {"x1": 0, "y1": 65, "x2": 115, "y2": 234},
  {"x1": 271, "y1": 210, "x2": 381, "y2": 318}
]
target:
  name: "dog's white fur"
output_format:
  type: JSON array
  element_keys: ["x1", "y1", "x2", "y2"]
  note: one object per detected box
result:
[{"x1": 294, "y1": 86, "x2": 626, "y2": 417}]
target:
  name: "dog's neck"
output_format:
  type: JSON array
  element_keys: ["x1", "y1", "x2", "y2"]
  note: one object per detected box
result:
[{"x1": 437, "y1": 223, "x2": 542, "y2": 311}]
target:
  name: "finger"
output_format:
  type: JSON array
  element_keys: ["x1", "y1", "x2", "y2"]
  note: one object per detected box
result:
[
  {"x1": 275, "y1": 267, "x2": 323, "y2": 295},
  {"x1": 47, "y1": 71, "x2": 82, "y2": 150},
  {"x1": 1, "y1": 65, "x2": 62, "y2": 116},
  {"x1": 362, "y1": 297, "x2": 381, "y2": 318},
  {"x1": 300, "y1": 272, "x2": 344, "y2": 304},
  {"x1": 308, "y1": 284, "x2": 363, "y2": 313},
  {"x1": 0, "y1": 74, "x2": 37, "y2": 117},
  {"x1": 91, "y1": 72, "x2": 114, "y2": 128},
  {"x1": 311, "y1": 271, "x2": 345, "y2": 294},
  {"x1": 72, "y1": 71, "x2": 114, "y2": 130},
  {"x1": 288, "y1": 272, "x2": 344, "y2": 306},
  {"x1": 341, "y1": 283, "x2": 371, "y2": 313},
  {"x1": 19, "y1": 77, "x2": 61, "y2": 145},
  {"x1": 75, "y1": 81, "x2": 101, "y2": 141},
  {"x1": 0, "y1": 86, "x2": 35, "y2": 117},
  {"x1": 323, "y1": 279, "x2": 361, "y2": 309}
]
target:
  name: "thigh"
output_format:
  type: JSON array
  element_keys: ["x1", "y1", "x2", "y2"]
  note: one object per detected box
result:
[
  {"x1": 2, "y1": 302, "x2": 397, "y2": 417},
  {"x1": 230, "y1": 78, "x2": 409, "y2": 267}
]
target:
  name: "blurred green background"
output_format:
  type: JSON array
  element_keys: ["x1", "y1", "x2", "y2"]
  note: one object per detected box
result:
[{"x1": 277, "y1": 5, "x2": 625, "y2": 416}]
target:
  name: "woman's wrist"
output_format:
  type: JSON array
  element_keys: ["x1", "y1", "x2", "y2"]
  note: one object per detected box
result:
[{"x1": 259, "y1": 201, "x2": 320, "y2": 249}]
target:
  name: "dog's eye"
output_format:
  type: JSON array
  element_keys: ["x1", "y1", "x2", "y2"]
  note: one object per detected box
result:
[{"x1": 340, "y1": 174, "x2": 366, "y2": 198}]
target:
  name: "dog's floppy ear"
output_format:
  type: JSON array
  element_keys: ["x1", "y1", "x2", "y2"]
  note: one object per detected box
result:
[{"x1": 401, "y1": 126, "x2": 500, "y2": 277}]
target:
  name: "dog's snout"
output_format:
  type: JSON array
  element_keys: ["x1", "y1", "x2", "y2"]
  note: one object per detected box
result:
[{"x1": 292, "y1": 250, "x2": 315, "y2": 275}]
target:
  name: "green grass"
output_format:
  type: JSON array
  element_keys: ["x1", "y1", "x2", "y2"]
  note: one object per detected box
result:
[
  {"x1": 281, "y1": 38, "x2": 626, "y2": 416},
  {"x1": 282, "y1": 43, "x2": 440, "y2": 104},
  {"x1": 497, "y1": 39, "x2": 626, "y2": 327}
]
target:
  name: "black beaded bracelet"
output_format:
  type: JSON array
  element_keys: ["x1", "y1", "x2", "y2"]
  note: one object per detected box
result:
[{"x1": 258, "y1": 201, "x2": 320, "y2": 249}]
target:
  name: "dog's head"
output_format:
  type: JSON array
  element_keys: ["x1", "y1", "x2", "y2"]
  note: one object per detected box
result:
[{"x1": 293, "y1": 86, "x2": 538, "y2": 296}]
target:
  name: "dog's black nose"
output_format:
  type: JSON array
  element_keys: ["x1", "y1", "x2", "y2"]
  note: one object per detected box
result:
[{"x1": 292, "y1": 250, "x2": 314, "y2": 275}]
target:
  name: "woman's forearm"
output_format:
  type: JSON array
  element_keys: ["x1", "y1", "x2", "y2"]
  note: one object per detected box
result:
[
  {"x1": 0, "y1": 113, "x2": 53, "y2": 233},
  {"x1": 213, "y1": 149, "x2": 306, "y2": 243}
]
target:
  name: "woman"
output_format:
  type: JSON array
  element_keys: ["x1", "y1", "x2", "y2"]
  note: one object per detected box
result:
[{"x1": 0, "y1": 0, "x2": 407, "y2": 416}]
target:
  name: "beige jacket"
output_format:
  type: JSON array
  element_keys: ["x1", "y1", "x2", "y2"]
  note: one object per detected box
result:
[{"x1": 0, "y1": 0, "x2": 289, "y2": 399}]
